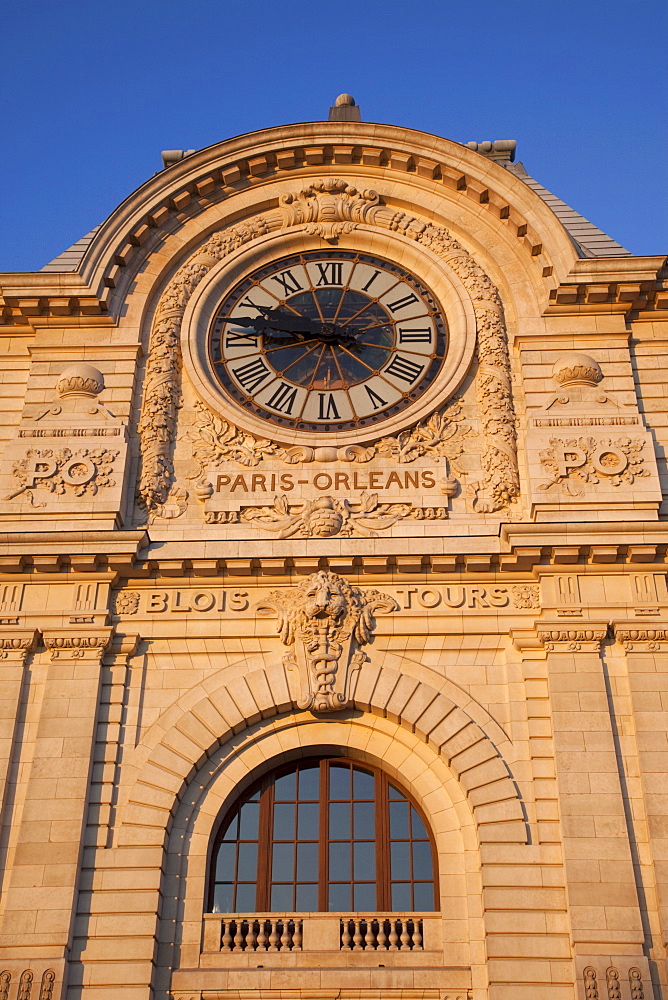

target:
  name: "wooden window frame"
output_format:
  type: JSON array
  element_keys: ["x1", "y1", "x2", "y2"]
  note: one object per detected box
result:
[{"x1": 208, "y1": 755, "x2": 439, "y2": 913}]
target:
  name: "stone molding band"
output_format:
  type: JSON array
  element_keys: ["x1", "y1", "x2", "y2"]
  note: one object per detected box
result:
[{"x1": 137, "y1": 179, "x2": 518, "y2": 518}]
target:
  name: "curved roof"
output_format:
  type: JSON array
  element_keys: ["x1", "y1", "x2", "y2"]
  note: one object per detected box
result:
[{"x1": 39, "y1": 126, "x2": 631, "y2": 274}]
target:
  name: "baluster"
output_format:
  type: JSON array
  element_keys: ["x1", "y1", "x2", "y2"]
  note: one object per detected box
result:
[
  {"x1": 352, "y1": 919, "x2": 364, "y2": 951},
  {"x1": 340, "y1": 919, "x2": 352, "y2": 950},
  {"x1": 280, "y1": 919, "x2": 291, "y2": 950},
  {"x1": 221, "y1": 920, "x2": 233, "y2": 952},
  {"x1": 388, "y1": 919, "x2": 399, "y2": 950},
  {"x1": 268, "y1": 920, "x2": 280, "y2": 951},
  {"x1": 246, "y1": 920, "x2": 258, "y2": 951},
  {"x1": 399, "y1": 919, "x2": 410, "y2": 950},
  {"x1": 233, "y1": 920, "x2": 245, "y2": 952},
  {"x1": 376, "y1": 918, "x2": 388, "y2": 950},
  {"x1": 412, "y1": 919, "x2": 423, "y2": 951},
  {"x1": 364, "y1": 917, "x2": 376, "y2": 950},
  {"x1": 292, "y1": 919, "x2": 303, "y2": 951},
  {"x1": 257, "y1": 920, "x2": 268, "y2": 950}
]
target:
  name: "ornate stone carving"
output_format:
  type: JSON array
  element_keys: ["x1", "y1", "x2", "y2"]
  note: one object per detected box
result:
[
  {"x1": 537, "y1": 624, "x2": 608, "y2": 653},
  {"x1": 583, "y1": 967, "x2": 599, "y2": 1000},
  {"x1": 0, "y1": 632, "x2": 38, "y2": 660},
  {"x1": 44, "y1": 632, "x2": 112, "y2": 660},
  {"x1": 614, "y1": 625, "x2": 668, "y2": 652},
  {"x1": 17, "y1": 971, "x2": 32, "y2": 1000},
  {"x1": 138, "y1": 178, "x2": 517, "y2": 518},
  {"x1": 113, "y1": 591, "x2": 140, "y2": 616},
  {"x1": 5, "y1": 448, "x2": 119, "y2": 507},
  {"x1": 606, "y1": 968, "x2": 621, "y2": 1000},
  {"x1": 0, "y1": 971, "x2": 10, "y2": 1000},
  {"x1": 511, "y1": 585, "x2": 540, "y2": 609},
  {"x1": 39, "y1": 970, "x2": 55, "y2": 1000},
  {"x1": 552, "y1": 352, "x2": 603, "y2": 388},
  {"x1": 539, "y1": 436, "x2": 649, "y2": 495},
  {"x1": 56, "y1": 363, "x2": 105, "y2": 398},
  {"x1": 137, "y1": 217, "x2": 271, "y2": 513},
  {"x1": 257, "y1": 571, "x2": 397, "y2": 711},
  {"x1": 630, "y1": 967, "x2": 645, "y2": 999},
  {"x1": 242, "y1": 493, "x2": 414, "y2": 538},
  {"x1": 278, "y1": 177, "x2": 382, "y2": 238}
]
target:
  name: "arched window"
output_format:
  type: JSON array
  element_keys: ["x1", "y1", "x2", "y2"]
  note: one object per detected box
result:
[{"x1": 209, "y1": 757, "x2": 438, "y2": 913}]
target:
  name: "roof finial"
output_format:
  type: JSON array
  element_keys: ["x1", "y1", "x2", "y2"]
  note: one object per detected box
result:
[{"x1": 328, "y1": 94, "x2": 361, "y2": 122}]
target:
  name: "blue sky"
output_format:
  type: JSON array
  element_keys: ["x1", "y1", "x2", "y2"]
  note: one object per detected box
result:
[{"x1": 1, "y1": 0, "x2": 666, "y2": 272}]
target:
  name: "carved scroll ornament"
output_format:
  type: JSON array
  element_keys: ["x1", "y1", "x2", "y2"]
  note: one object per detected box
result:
[
  {"x1": 257, "y1": 570, "x2": 397, "y2": 712},
  {"x1": 137, "y1": 178, "x2": 518, "y2": 517}
]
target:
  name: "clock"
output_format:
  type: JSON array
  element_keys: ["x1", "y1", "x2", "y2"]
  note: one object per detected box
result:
[{"x1": 208, "y1": 250, "x2": 447, "y2": 433}]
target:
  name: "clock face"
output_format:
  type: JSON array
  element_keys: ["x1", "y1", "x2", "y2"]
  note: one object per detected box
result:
[{"x1": 208, "y1": 250, "x2": 447, "y2": 433}]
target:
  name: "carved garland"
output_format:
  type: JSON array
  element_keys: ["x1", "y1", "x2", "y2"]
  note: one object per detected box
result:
[{"x1": 137, "y1": 178, "x2": 518, "y2": 516}]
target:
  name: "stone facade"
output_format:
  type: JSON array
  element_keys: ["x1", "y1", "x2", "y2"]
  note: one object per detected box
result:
[{"x1": 0, "y1": 113, "x2": 666, "y2": 1000}]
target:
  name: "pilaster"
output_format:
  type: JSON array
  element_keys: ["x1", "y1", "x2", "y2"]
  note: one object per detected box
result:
[
  {"x1": 0, "y1": 630, "x2": 38, "y2": 825},
  {"x1": 613, "y1": 622, "x2": 668, "y2": 968},
  {"x1": 537, "y1": 621, "x2": 647, "y2": 996},
  {"x1": 0, "y1": 626, "x2": 112, "y2": 999}
]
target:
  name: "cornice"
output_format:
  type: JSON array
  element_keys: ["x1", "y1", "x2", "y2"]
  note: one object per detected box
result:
[
  {"x1": 0, "y1": 123, "x2": 595, "y2": 326},
  {"x1": 613, "y1": 621, "x2": 668, "y2": 652},
  {"x1": 537, "y1": 621, "x2": 608, "y2": 652}
]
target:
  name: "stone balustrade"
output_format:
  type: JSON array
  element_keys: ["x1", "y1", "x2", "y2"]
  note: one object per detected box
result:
[{"x1": 202, "y1": 913, "x2": 431, "y2": 955}]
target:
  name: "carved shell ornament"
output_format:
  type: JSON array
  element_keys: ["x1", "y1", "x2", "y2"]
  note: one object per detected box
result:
[{"x1": 137, "y1": 178, "x2": 518, "y2": 518}]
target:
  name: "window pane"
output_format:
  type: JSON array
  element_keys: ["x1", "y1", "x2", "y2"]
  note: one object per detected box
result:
[
  {"x1": 274, "y1": 802, "x2": 295, "y2": 836},
  {"x1": 270, "y1": 882, "x2": 293, "y2": 911},
  {"x1": 414, "y1": 880, "x2": 435, "y2": 911},
  {"x1": 391, "y1": 882, "x2": 411, "y2": 911},
  {"x1": 274, "y1": 771, "x2": 296, "y2": 801},
  {"x1": 272, "y1": 842, "x2": 294, "y2": 881},
  {"x1": 215, "y1": 841, "x2": 236, "y2": 880},
  {"x1": 238, "y1": 801, "x2": 259, "y2": 839},
  {"x1": 411, "y1": 807, "x2": 428, "y2": 840},
  {"x1": 235, "y1": 882, "x2": 256, "y2": 912},
  {"x1": 353, "y1": 767, "x2": 374, "y2": 799},
  {"x1": 298, "y1": 802, "x2": 319, "y2": 839},
  {"x1": 389, "y1": 783, "x2": 403, "y2": 799},
  {"x1": 328, "y1": 882, "x2": 351, "y2": 911},
  {"x1": 329, "y1": 841, "x2": 350, "y2": 880},
  {"x1": 237, "y1": 841, "x2": 258, "y2": 881},
  {"x1": 353, "y1": 882, "x2": 376, "y2": 911},
  {"x1": 296, "y1": 842, "x2": 318, "y2": 880},
  {"x1": 218, "y1": 815, "x2": 237, "y2": 841},
  {"x1": 296, "y1": 882, "x2": 318, "y2": 911},
  {"x1": 390, "y1": 840, "x2": 410, "y2": 880},
  {"x1": 329, "y1": 801, "x2": 350, "y2": 839},
  {"x1": 212, "y1": 882, "x2": 233, "y2": 913},
  {"x1": 412, "y1": 841, "x2": 433, "y2": 881},
  {"x1": 353, "y1": 841, "x2": 375, "y2": 880},
  {"x1": 298, "y1": 766, "x2": 320, "y2": 801},
  {"x1": 329, "y1": 764, "x2": 350, "y2": 800},
  {"x1": 353, "y1": 801, "x2": 374, "y2": 838},
  {"x1": 389, "y1": 800, "x2": 409, "y2": 839}
]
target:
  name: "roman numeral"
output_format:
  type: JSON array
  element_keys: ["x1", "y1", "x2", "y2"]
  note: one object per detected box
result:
[
  {"x1": 271, "y1": 269, "x2": 303, "y2": 296},
  {"x1": 239, "y1": 296, "x2": 262, "y2": 310},
  {"x1": 364, "y1": 385, "x2": 388, "y2": 410},
  {"x1": 318, "y1": 393, "x2": 341, "y2": 420},
  {"x1": 225, "y1": 329, "x2": 259, "y2": 349},
  {"x1": 315, "y1": 262, "x2": 343, "y2": 286},
  {"x1": 384, "y1": 355, "x2": 425, "y2": 384},
  {"x1": 398, "y1": 327, "x2": 432, "y2": 344},
  {"x1": 232, "y1": 357, "x2": 272, "y2": 393},
  {"x1": 386, "y1": 292, "x2": 419, "y2": 313},
  {"x1": 362, "y1": 269, "x2": 381, "y2": 292},
  {"x1": 266, "y1": 382, "x2": 299, "y2": 415}
]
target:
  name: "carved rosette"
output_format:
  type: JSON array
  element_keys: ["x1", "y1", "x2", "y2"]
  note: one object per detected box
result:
[
  {"x1": 137, "y1": 178, "x2": 518, "y2": 519},
  {"x1": 537, "y1": 624, "x2": 608, "y2": 653},
  {"x1": 256, "y1": 570, "x2": 397, "y2": 712}
]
